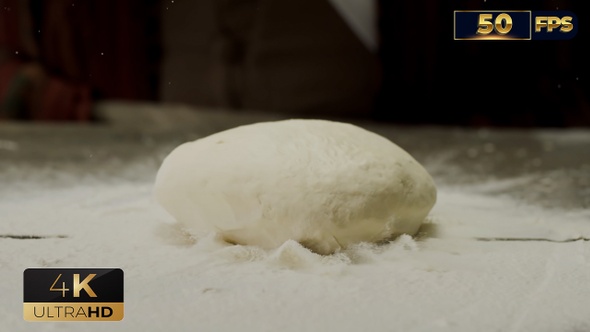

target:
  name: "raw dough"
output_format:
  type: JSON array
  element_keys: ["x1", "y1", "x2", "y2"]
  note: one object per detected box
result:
[{"x1": 154, "y1": 119, "x2": 436, "y2": 254}]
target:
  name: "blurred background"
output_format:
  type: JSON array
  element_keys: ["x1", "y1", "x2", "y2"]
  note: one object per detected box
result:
[{"x1": 0, "y1": 0, "x2": 588, "y2": 127}]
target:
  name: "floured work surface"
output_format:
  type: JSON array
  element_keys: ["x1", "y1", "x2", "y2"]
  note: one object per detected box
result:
[{"x1": 1, "y1": 101, "x2": 589, "y2": 332}]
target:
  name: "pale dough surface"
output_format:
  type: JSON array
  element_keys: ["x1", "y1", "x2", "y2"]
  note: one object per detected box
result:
[{"x1": 154, "y1": 119, "x2": 437, "y2": 254}]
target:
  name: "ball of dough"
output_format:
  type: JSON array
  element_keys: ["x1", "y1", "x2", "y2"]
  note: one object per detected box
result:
[{"x1": 154, "y1": 119, "x2": 436, "y2": 254}]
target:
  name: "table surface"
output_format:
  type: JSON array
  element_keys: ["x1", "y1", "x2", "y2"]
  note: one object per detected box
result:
[
  {"x1": 2, "y1": 100, "x2": 588, "y2": 209},
  {"x1": 1, "y1": 101, "x2": 589, "y2": 332}
]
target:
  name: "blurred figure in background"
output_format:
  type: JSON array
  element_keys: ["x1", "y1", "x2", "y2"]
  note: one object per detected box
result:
[
  {"x1": 0, "y1": 0, "x2": 160, "y2": 121},
  {"x1": 0, "y1": 0, "x2": 92, "y2": 121},
  {"x1": 1, "y1": 0, "x2": 377, "y2": 122}
]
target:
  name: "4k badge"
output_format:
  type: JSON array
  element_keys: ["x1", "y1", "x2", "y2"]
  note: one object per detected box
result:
[{"x1": 23, "y1": 268, "x2": 124, "y2": 321}]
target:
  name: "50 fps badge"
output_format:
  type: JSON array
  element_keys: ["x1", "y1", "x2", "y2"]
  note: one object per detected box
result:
[{"x1": 23, "y1": 268, "x2": 124, "y2": 321}]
